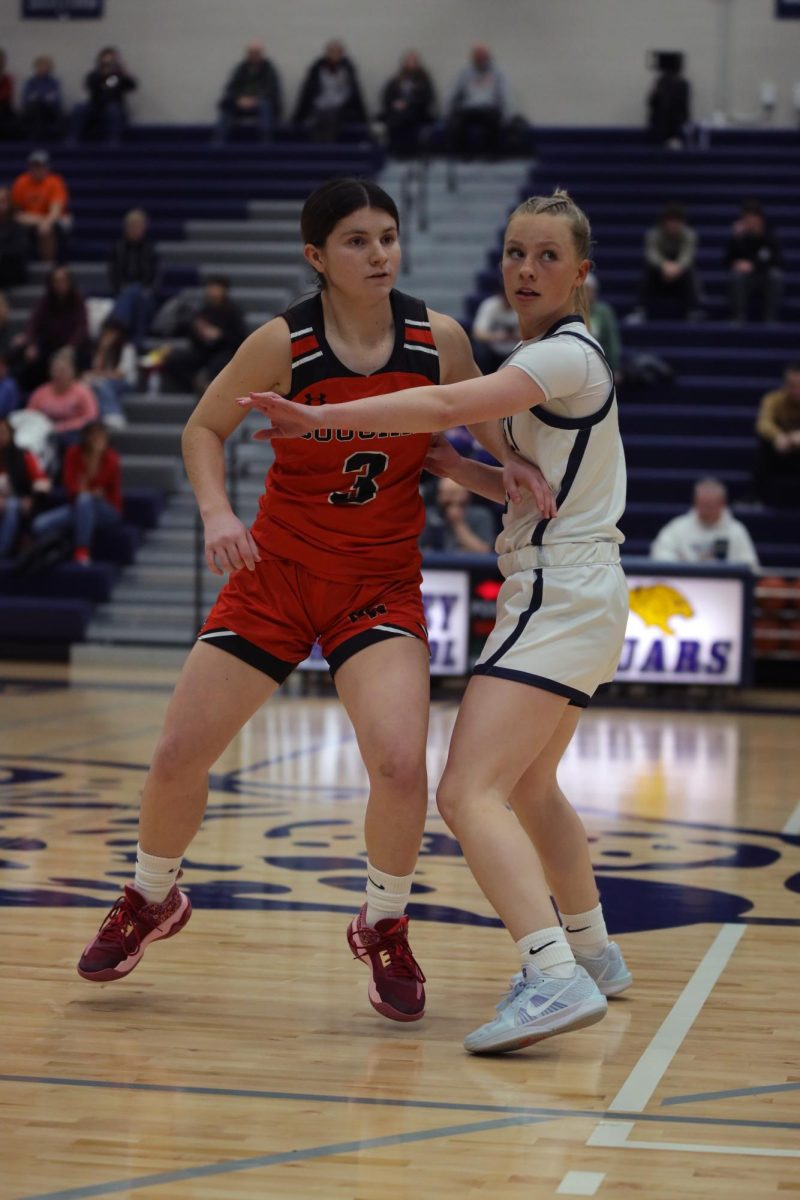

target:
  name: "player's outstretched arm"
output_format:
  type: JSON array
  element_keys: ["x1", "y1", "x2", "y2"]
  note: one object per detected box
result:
[{"x1": 242, "y1": 365, "x2": 543, "y2": 437}]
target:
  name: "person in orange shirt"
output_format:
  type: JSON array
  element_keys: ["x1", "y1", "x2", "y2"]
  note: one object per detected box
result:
[{"x1": 10, "y1": 149, "x2": 72, "y2": 262}]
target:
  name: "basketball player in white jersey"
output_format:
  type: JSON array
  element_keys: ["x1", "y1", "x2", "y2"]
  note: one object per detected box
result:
[{"x1": 242, "y1": 191, "x2": 632, "y2": 1055}]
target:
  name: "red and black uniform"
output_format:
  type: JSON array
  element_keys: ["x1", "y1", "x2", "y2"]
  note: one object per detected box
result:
[{"x1": 199, "y1": 289, "x2": 440, "y2": 680}]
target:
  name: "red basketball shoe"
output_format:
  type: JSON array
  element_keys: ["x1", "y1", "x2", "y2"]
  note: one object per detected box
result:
[
  {"x1": 346, "y1": 904, "x2": 426, "y2": 1022},
  {"x1": 77, "y1": 878, "x2": 191, "y2": 982}
]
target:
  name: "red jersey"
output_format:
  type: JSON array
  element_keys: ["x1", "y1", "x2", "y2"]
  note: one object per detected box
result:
[
  {"x1": 63, "y1": 444, "x2": 123, "y2": 512},
  {"x1": 254, "y1": 290, "x2": 439, "y2": 582}
]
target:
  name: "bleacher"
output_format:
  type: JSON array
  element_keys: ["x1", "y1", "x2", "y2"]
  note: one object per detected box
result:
[
  {"x1": 465, "y1": 126, "x2": 800, "y2": 568},
  {"x1": 1, "y1": 123, "x2": 798, "y2": 658},
  {"x1": 0, "y1": 129, "x2": 382, "y2": 651}
]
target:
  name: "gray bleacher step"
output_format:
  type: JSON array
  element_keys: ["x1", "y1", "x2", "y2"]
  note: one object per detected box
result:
[
  {"x1": 85, "y1": 620, "x2": 195, "y2": 647},
  {"x1": 381, "y1": 160, "x2": 529, "y2": 183},
  {"x1": 90, "y1": 601, "x2": 203, "y2": 627},
  {"x1": 118, "y1": 563, "x2": 221, "y2": 588},
  {"x1": 190, "y1": 217, "x2": 301, "y2": 239},
  {"x1": 102, "y1": 584, "x2": 223, "y2": 605},
  {"x1": 159, "y1": 240, "x2": 306, "y2": 265},
  {"x1": 196, "y1": 264, "x2": 306, "y2": 288},
  {"x1": 123, "y1": 396, "x2": 197, "y2": 424},
  {"x1": 407, "y1": 198, "x2": 518, "y2": 220},
  {"x1": 135, "y1": 546, "x2": 199, "y2": 566},
  {"x1": 112, "y1": 423, "x2": 185, "y2": 456},
  {"x1": 245, "y1": 203, "x2": 307, "y2": 222},
  {"x1": 121, "y1": 455, "x2": 182, "y2": 492},
  {"x1": 209, "y1": 284, "x2": 291, "y2": 306}
]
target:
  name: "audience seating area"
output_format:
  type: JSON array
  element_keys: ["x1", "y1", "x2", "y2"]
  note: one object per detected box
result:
[
  {"x1": 466, "y1": 127, "x2": 800, "y2": 568},
  {"x1": 1, "y1": 124, "x2": 798, "y2": 662},
  {"x1": 0, "y1": 132, "x2": 381, "y2": 650}
]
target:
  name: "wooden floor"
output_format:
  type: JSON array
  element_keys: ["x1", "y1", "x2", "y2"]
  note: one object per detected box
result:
[{"x1": 0, "y1": 661, "x2": 799, "y2": 1200}]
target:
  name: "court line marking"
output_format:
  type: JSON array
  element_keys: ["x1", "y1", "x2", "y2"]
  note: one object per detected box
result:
[
  {"x1": 19, "y1": 1115, "x2": 544, "y2": 1200},
  {"x1": 586, "y1": 1120, "x2": 799, "y2": 1160},
  {"x1": 782, "y1": 798, "x2": 800, "y2": 835},
  {"x1": 663, "y1": 1081, "x2": 800, "y2": 1106},
  {"x1": 607, "y1": 922, "x2": 745, "y2": 1113},
  {"x1": 1, "y1": 1074, "x2": 798, "y2": 1132},
  {"x1": 556, "y1": 1170, "x2": 606, "y2": 1195}
]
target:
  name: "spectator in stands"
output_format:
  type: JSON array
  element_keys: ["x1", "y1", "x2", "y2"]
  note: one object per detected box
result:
[
  {"x1": 0, "y1": 188, "x2": 28, "y2": 287},
  {"x1": 378, "y1": 51, "x2": 436, "y2": 157},
  {"x1": 421, "y1": 476, "x2": 496, "y2": 553},
  {"x1": 0, "y1": 291, "x2": 10, "y2": 360},
  {"x1": 445, "y1": 44, "x2": 510, "y2": 158},
  {"x1": 13, "y1": 265, "x2": 89, "y2": 390},
  {"x1": 470, "y1": 289, "x2": 519, "y2": 374},
  {"x1": 0, "y1": 415, "x2": 51, "y2": 559},
  {"x1": 752, "y1": 362, "x2": 800, "y2": 508},
  {"x1": 21, "y1": 55, "x2": 64, "y2": 141},
  {"x1": 0, "y1": 48, "x2": 16, "y2": 140},
  {"x1": 84, "y1": 317, "x2": 136, "y2": 428},
  {"x1": 108, "y1": 208, "x2": 159, "y2": 347},
  {"x1": 27, "y1": 348, "x2": 99, "y2": 448},
  {"x1": 650, "y1": 477, "x2": 759, "y2": 569},
  {"x1": 161, "y1": 276, "x2": 246, "y2": 393},
  {"x1": 73, "y1": 46, "x2": 136, "y2": 143},
  {"x1": 216, "y1": 41, "x2": 282, "y2": 143},
  {"x1": 10, "y1": 149, "x2": 72, "y2": 263},
  {"x1": 0, "y1": 353, "x2": 22, "y2": 419},
  {"x1": 584, "y1": 272, "x2": 622, "y2": 378},
  {"x1": 646, "y1": 55, "x2": 691, "y2": 148},
  {"x1": 31, "y1": 419, "x2": 121, "y2": 564},
  {"x1": 628, "y1": 204, "x2": 702, "y2": 322},
  {"x1": 293, "y1": 40, "x2": 367, "y2": 142},
  {"x1": 725, "y1": 199, "x2": 783, "y2": 324}
]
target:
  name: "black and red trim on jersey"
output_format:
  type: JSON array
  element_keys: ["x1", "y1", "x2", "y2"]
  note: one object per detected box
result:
[{"x1": 281, "y1": 290, "x2": 440, "y2": 391}]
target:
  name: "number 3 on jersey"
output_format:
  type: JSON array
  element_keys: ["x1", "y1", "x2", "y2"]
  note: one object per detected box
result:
[{"x1": 329, "y1": 451, "x2": 389, "y2": 507}]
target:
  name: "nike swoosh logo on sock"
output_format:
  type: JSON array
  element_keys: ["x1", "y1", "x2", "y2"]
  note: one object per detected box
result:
[
  {"x1": 367, "y1": 875, "x2": 385, "y2": 890},
  {"x1": 565, "y1": 925, "x2": 591, "y2": 933},
  {"x1": 528, "y1": 940, "x2": 557, "y2": 955}
]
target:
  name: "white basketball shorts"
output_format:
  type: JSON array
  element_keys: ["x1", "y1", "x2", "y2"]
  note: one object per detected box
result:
[{"x1": 472, "y1": 561, "x2": 629, "y2": 707}]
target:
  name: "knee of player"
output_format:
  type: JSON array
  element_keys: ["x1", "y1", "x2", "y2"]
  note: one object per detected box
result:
[
  {"x1": 150, "y1": 729, "x2": 203, "y2": 784},
  {"x1": 435, "y1": 778, "x2": 462, "y2": 830},
  {"x1": 373, "y1": 749, "x2": 426, "y2": 795}
]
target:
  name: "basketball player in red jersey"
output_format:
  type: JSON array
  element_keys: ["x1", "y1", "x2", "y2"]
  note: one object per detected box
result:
[{"x1": 76, "y1": 178, "x2": 549, "y2": 1023}]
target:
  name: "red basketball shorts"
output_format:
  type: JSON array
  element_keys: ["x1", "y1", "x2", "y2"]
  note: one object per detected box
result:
[{"x1": 197, "y1": 554, "x2": 428, "y2": 682}]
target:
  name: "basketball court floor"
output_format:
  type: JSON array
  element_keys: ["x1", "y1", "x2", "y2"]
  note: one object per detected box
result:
[{"x1": 0, "y1": 660, "x2": 798, "y2": 1198}]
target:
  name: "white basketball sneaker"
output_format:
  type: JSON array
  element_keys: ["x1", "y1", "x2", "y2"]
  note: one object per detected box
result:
[
  {"x1": 574, "y1": 942, "x2": 633, "y2": 997},
  {"x1": 464, "y1": 964, "x2": 607, "y2": 1056},
  {"x1": 497, "y1": 941, "x2": 632, "y2": 1013}
]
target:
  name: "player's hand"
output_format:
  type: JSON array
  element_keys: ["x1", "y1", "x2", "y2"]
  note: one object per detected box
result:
[
  {"x1": 203, "y1": 510, "x2": 261, "y2": 576},
  {"x1": 423, "y1": 432, "x2": 463, "y2": 479},
  {"x1": 502, "y1": 454, "x2": 557, "y2": 518},
  {"x1": 238, "y1": 392, "x2": 321, "y2": 440}
]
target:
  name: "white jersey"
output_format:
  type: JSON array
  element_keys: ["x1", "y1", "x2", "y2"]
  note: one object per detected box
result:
[{"x1": 497, "y1": 316, "x2": 626, "y2": 577}]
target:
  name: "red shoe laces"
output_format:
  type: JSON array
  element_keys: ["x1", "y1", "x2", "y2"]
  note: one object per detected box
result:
[
  {"x1": 95, "y1": 897, "x2": 148, "y2": 952},
  {"x1": 355, "y1": 917, "x2": 426, "y2": 983}
]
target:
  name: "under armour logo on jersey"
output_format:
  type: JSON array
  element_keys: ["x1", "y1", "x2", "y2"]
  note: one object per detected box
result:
[{"x1": 304, "y1": 391, "x2": 326, "y2": 406}]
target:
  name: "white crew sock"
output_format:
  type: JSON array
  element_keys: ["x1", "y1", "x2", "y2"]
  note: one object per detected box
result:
[
  {"x1": 134, "y1": 845, "x2": 183, "y2": 904},
  {"x1": 364, "y1": 862, "x2": 414, "y2": 927},
  {"x1": 560, "y1": 903, "x2": 609, "y2": 957},
  {"x1": 516, "y1": 926, "x2": 575, "y2": 978}
]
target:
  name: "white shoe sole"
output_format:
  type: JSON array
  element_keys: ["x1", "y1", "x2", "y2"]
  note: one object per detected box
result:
[
  {"x1": 465, "y1": 995, "x2": 608, "y2": 1056},
  {"x1": 599, "y1": 974, "x2": 633, "y2": 998}
]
